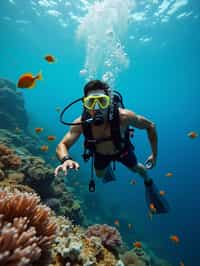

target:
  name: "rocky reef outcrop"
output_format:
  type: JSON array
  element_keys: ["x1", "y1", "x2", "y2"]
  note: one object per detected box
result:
[{"x1": 0, "y1": 78, "x2": 28, "y2": 130}]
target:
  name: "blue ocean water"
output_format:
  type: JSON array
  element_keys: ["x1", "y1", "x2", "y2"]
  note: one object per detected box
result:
[{"x1": 1, "y1": 1, "x2": 200, "y2": 265}]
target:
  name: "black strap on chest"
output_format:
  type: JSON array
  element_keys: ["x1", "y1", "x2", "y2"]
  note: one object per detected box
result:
[{"x1": 81, "y1": 109, "x2": 129, "y2": 160}]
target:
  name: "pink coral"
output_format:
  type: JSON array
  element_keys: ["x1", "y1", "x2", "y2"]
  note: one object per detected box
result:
[
  {"x1": 0, "y1": 190, "x2": 57, "y2": 266},
  {"x1": 85, "y1": 224, "x2": 122, "y2": 250}
]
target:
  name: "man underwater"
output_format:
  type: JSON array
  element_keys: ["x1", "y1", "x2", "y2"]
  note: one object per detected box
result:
[{"x1": 54, "y1": 80, "x2": 169, "y2": 214}]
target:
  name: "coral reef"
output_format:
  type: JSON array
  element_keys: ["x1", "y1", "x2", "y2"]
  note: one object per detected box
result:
[
  {"x1": 53, "y1": 175, "x2": 85, "y2": 225},
  {"x1": 0, "y1": 189, "x2": 57, "y2": 266},
  {"x1": 121, "y1": 249, "x2": 151, "y2": 266},
  {"x1": 50, "y1": 217, "x2": 124, "y2": 266},
  {"x1": 85, "y1": 224, "x2": 122, "y2": 251},
  {"x1": 0, "y1": 143, "x2": 21, "y2": 171},
  {"x1": 20, "y1": 156, "x2": 55, "y2": 197},
  {"x1": 0, "y1": 141, "x2": 85, "y2": 225},
  {"x1": 121, "y1": 250, "x2": 147, "y2": 266},
  {"x1": 0, "y1": 79, "x2": 28, "y2": 130}
]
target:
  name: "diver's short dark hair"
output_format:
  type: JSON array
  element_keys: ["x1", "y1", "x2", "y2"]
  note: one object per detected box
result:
[{"x1": 83, "y1": 80, "x2": 109, "y2": 96}]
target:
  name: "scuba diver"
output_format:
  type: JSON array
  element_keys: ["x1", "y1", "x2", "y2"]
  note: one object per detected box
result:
[{"x1": 54, "y1": 80, "x2": 170, "y2": 214}]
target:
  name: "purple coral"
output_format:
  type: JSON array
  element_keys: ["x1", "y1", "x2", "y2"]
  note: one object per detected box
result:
[
  {"x1": 85, "y1": 224, "x2": 122, "y2": 250},
  {"x1": 0, "y1": 190, "x2": 57, "y2": 265}
]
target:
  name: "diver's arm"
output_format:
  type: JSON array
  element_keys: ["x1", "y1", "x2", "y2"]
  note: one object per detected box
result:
[
  {"x1": 56, "y1": 117, "x2": 82, "y2": 161},
  {"x1": 122, "y1": 109, "x2": 158, "y2": 158}
]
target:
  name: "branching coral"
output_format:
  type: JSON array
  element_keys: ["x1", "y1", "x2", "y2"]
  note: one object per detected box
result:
[
  {"x1": 0, "y1": 190, "x2": 57, "y2": 266},
  {"x1": 85, "y1": 224, "x2": 122, "y2": 250}
]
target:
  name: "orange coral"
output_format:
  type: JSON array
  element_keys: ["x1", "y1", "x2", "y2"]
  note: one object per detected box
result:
[{"x1": 0, "y1": 190, "x2": 57, "y2": 265}]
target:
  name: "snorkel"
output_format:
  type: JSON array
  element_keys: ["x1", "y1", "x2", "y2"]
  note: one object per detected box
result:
[{"x1": 60, "y1": 90, "x2": 112, "y2": 126}]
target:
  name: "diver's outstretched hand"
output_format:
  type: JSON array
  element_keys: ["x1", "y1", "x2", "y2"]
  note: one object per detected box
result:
[
  {"x1": 54, "y1": 160, "x2": 80, "y2": 177},
  {"x1": 145, "y1": 154, "x2": 157, "y2": 169}
]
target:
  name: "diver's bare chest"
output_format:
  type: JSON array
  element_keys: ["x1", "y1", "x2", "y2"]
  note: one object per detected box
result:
[
  {"x1": 91, "y1": 124, "x2": 111, "y2": 139},
  {"x1": 91, "y1": 124, "x2": 124, "y2": 155}
]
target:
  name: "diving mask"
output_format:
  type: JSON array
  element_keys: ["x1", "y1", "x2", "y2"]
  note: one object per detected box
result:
[{"x1": 83, "y1": 94, "x2": 110, "y2": 110}]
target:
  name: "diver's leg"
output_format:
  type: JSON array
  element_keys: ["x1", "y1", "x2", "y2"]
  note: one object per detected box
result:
[
  {"x1": 118, "y1": 146, "x2": 151, "y2": 182},
  {"x1": 119, "y1": 147, "x2": 169, "y2": 213},
  {"x1": 95, "y1": 166, "x2": 116, "y2": 183},
  {"x1": 130, "y1": 163, "x2": 169, "y2": 213},
  {"x1": 95, "y1": 168, "x2": 107, "y2": 177},
  {"x1": 94, "y1": 154, "x2": 116, "y2": 183},
  {"x1": 130, "y1": 162, "x2": 152, "y2": 183}
]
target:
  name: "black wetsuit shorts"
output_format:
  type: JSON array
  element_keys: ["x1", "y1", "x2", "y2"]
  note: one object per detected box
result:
[{"x1": 94, "y1": 144, "x2": 137, "y2": 170}]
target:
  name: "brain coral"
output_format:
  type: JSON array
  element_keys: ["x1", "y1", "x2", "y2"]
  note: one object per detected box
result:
[{"x1": 0, "y1": 189, "x2": 57, "y2": 266}]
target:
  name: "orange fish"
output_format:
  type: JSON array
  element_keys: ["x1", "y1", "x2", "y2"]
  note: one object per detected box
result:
[
  {"x1": 35, "y1": 127, "x2": 43, "y2": 133},
  {"x1": 40, "y1": 145, "x2": 48, "y2": 152},
  {"x1": 114, "y1": 220, "x2": 120, "y2": 227},
  {"x1": 159, "y1": 190, "x2": 165, "y2": 196},
  {"x1": 187, "y1": 131, "x2": 198, "y2": 139},
  {"x1": 169, "y1": 235, "x2": 180, "y2": 244},
  {"x1": 165, "y1": 172, "x2": 173, "y2": 177},
  {"x1": 149, "y1": 203, "x2": 156, "y2": 213},
  {"x1": 17, "y1": 71, "x2": 42, "y2": 88},
  {"x1": 47, "y1": 135, "x2": 56, "y2": 141},
  {"x1": 130, "y1": 179, "x2": 137, "y2": 185},
  {"x1": 180, "y1": 261, "x2": 184, "y2": 266},
  {"x1": 133, "y1": 241, "x2": 142, "y2": 248},
  {"x1": 44, "y1": 55, "x2": 56, "y2": 63}
]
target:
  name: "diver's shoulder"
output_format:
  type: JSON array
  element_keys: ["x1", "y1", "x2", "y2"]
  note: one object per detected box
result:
[
  {"x1": 119, "y1": 108, "x2": 136, "y2": 119},
  {"x1": 72, "y1": 116, "x2": 83, "y2": 132},
  {"x1": 119, "y1": 108, "x2": 136, "y2": 126}
]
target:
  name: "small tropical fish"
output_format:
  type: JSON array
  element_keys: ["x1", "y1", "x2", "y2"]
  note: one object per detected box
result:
[
  {"x1": 159, "y1": 190, "x2": 165, "y2": 196},
  {"x1": 47, "y1": 135, "x2": 56, "y2": 141},
  {"x1": 40, "y1": 145, "x2": 48, "y2": 152},
  {"x1": 56, "y1": 107, "x2": 61, "y2": 113},
  {"x1": 169, "y1": 235, "x2": 180, "y2": 244},
  {"x1": 133, "y1": 241, "x2": 142, "y2": 249},
  {"x1": 44, "y1": 54, "x2": 56, "y2": 63},
  {"x1": 17, "y1": 71, "x2": 42, "y2": 88},
  {"x1": 165, "y1": 172, "x2": 173, "y2": 177},
  {"x1": 114, "y1": 220, "x2": 120, "y2": 227},
  {"x1": 130, "y1": 179, "x2": 137, "y2": 185},
  {"x1": 187, "y1": 131, "x2": 198, "y2": 139},
  {"x1": 180, "y1": 261, "x2": 184, "y2": 266},
  {"x1": 128, "y1": 223, "x2": 132, "y2": 229},
  {"x1": 149, "y1": 203, "x2": 156, "y2": 214},
  {"x1": 35, "y1": 127, "x2": 43, "y2": 133}
]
